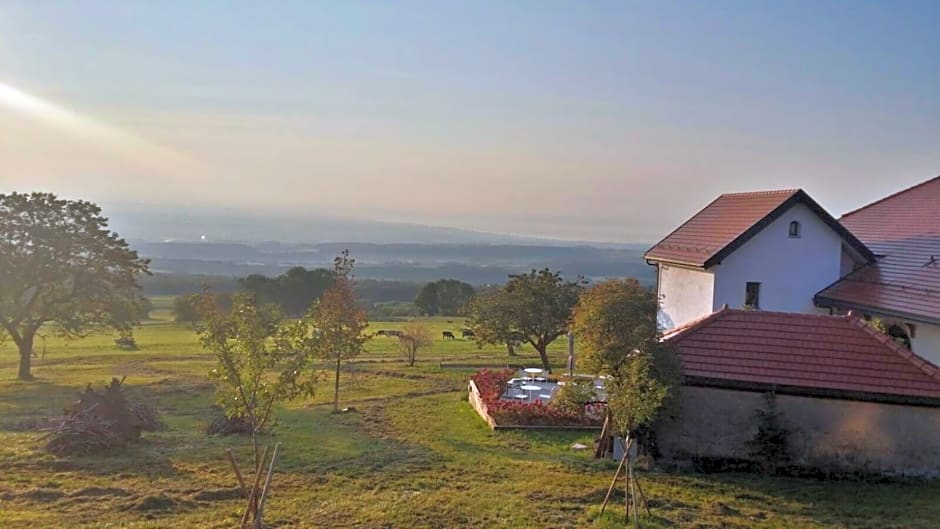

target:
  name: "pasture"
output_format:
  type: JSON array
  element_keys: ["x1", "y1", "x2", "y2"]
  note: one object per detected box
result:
[{"x1": 0, "y1": 297, "x2": 937, "y2": 528}]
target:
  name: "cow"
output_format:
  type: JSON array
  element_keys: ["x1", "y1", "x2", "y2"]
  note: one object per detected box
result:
[
  {"x1": 461, "y1": 329, "x2": 475, "y2": 338},
  {"x1": 442, "y1": 331, "x2": 456, "y2": 340}
]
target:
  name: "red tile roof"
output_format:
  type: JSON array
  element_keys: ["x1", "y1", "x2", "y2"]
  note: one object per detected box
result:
[
  {"x1": 817, "y1": 175, "x2": 940, "y2": 324},
  {"x1": 663, "y1": 307, "x2": 940, "y2": 401},
  {"x1": 645, "y1": 189, "x2": 873, "y2": 268}
]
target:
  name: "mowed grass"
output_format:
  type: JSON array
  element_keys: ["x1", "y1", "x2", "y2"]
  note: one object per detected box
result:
[{"x1": 0, "y1": 299, "x2": 937, "y2": 528}]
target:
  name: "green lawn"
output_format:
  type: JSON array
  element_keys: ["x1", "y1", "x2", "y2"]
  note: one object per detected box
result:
[{"x1": 0, "y1": 306, "x2": 937, "y2": 528}]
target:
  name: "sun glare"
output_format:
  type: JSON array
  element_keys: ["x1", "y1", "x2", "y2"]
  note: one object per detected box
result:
[{"x1": 0, "y1": 81, "x2": 203, "y2": 173}]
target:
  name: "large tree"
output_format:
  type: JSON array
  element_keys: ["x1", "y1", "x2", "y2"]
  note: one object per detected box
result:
[
  {"x1": 238, "y1": 266, "x2": 335, "y2": 316},
  {"x1": 570, "y1": 278, "x2": 681, "y2": 436},
  {"x1": 414, "y1": 279, "x2": 475, "y2": 316},
  {"x1": 0, "y1": 193, "x2": 150, "y2": 380},
  {"x1": 465, "y1": 288, "x2": 520, "y2": 356},
  {"x1": 467, "y1": 269, "x2": 582, "y2": 371}
]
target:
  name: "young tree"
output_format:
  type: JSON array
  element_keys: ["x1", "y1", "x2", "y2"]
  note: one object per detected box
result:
[
  {"x1": 197, "y1": 292, "x2": 319, "y2": 462},
  {"x1": 468, "y1": 269, "x2": 582, "y2": 371},
  {"x1": 398, "y1": 321, "x2": 434, "y2": 366},
  {"x1": 0, "y1": 193, "x2": 150, "y2": 380},
  {"x1": 570, "y1": 278, "x2": 681, "y2": 436},
  {"x1": 306, "y1": 251, "x2": 370, "y2": 412}
]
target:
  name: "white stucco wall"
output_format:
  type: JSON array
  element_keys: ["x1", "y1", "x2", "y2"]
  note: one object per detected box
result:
[
  {"x1": 711, "y1": 203, "x2": 845, "y2": 314},
  {"x1": 657, "y1": 264, "x2": 714, "y2": 330},
  {"x1": 910, "y1": 322, "x2": 940, "y2": 366}
]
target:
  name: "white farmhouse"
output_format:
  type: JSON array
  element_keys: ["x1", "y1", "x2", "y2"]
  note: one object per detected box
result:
[{"x1": 645, "y1": 176, "x2": 940, "y2": 364}]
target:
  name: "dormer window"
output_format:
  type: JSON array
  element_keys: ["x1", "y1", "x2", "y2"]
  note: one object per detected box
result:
[{"x1": 789, "y1": 221, "x2": 801, "y2": 238}]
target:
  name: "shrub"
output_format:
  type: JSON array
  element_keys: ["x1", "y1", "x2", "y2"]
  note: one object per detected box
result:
[
  {"x1": 747, "y1": 392, "x2": 791, "y2": 472},
  {"x1": 550, "y1": 379, "x2": 597, "y2": 415}
]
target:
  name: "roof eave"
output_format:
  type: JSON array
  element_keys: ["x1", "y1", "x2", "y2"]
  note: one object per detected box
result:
[
  {"x1": 684, "y1": 376, "x2": 940, "y2": 408},
  {"x1": 814, "y1": 294, "x2": 940, "y2": 326}
]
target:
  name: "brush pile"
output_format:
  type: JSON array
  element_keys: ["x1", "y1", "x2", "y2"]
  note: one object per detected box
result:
[{"x1": 42, "y1": 377, "x2": 159, "y2": 456}]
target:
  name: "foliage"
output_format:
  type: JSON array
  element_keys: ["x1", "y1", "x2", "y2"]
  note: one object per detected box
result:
[
  {"x1": 465, "y1": 288, "x2": 520, "y2": 356},
  {"x1": 861, "y1": 317, "x2": 912, "y2": 349},
  {"x1": 398, "y1": 321, "x2": 434, "y2": 366},
  {"x1": 570, "y1": 278, "x2": 681, "y2": 435},
  {"x1": 239, "y1": 266, "x2": 336, "y2": 316},
  {"x1": 114, "y1": 330, "x2": 138, "y2": 350},
  {"x1": 414, "y1": 279, "x2": 475, "y2": 316},
  {"x1": 173, "y1": 291, "x2": 233, "y2": 326},
  {"x1": 467, "y1": 269, "x2": 583, "y2": 370},
  {"x1": 196, "y1": 293, "x2": 319, "y2": 445},
  {"x1": 747, "y1": 392, "x2": 792, "y2": 472},
  {"x1": 550, "y1": 379, "x2": 599, "y2": 416},
  {"x1": 0, "y1": 192, "x2": 150, "y2": 380},
  {"x1": 368, "y1": 301, "x2": 419, "y2": 320},
  {"x1": 304, "y1": 251, "x2": 370, "y2": 412},
  {"x1": 470, "y1": 369, "x2": 602, "y2": 427}
]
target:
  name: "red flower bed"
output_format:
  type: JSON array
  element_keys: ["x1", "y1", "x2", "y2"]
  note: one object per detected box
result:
[{"x1": 470, "y1": 369, "x2": 603, "y2": 427}]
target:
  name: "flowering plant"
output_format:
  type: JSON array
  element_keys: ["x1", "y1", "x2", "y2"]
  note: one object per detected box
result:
[{"x1": 470, "y1": 369, "x2": 604, "y2": 426}]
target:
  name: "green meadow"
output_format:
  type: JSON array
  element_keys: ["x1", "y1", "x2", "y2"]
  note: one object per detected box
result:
[{"x1": 0, "y1": 297, "x2": 936, "y2": 528}]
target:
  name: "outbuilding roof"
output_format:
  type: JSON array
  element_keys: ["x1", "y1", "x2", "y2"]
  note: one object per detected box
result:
[
  {"x1": 816, "y1": 175, "x2": 940, "y2": 324},
  {"x1": 645, "y1": 189, "x2": 873, "y2": 268},
  {"x1": 663, "y1": 307, "x2": 940, "y2": 404}
]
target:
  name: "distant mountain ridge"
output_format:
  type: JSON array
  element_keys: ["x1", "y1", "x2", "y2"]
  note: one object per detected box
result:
[
  {"x1": 106, "y1": 205, "x2": 648, "y2": 247},
  {"x1": 133, "y1": 240, "x2": 655, "y2": 286}
]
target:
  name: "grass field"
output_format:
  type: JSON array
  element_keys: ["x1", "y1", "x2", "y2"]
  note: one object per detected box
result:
[{"x1": 0, "y1": 297, "x2": 937, "y2": 528}]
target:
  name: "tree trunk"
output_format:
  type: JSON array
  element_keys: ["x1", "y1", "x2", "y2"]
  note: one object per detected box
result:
[
  {"x1": 17, "y1": 332, "x2": 35, "y2": 381},
  {"x1": 536, "y1": 345, "x2": 551, "y2": 373},
  {"x1": 333, "y1": 356, "x2": 341, "y2": 412},
  {"x1": 505, "y1": 342, "x2": 516, "y2": 356}
]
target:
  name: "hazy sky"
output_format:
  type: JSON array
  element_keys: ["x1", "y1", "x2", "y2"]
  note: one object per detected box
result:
[{"x1": 1, "y1": 1, "x2": 938, "y2": 242}]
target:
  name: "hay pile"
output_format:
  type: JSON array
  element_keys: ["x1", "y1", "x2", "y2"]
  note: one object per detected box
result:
[{"x1": 42, "y1": 377, "x2": 161, "y2": 456}]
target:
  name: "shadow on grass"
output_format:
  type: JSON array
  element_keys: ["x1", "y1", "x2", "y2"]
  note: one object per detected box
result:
[{"x1": 702, "y1": 472, "x2": 940, "y2": 528}]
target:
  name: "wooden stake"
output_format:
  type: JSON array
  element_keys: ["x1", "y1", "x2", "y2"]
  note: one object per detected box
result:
[
  {"x1": 594, "y1": 414, "x2": 611, "y2": 459},
  {"x1": 252, "y1": 442, "x2": 281, "y2": 529},
  {"x1": 624, "y1": 452, "x2": 630, "y2": 523},
  {"x1": 240, "y1": 445, "x2": 269, "y2": 529},
  {"x1": 226, "y1": 449, "x2": 248, "y2": 498},
  {"x1": 599, "y1": 438, "x2": 633, "y2": 514}
]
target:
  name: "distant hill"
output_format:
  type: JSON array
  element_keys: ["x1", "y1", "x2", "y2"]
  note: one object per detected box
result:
[{"x1": 133, "y1": 241, "x2": 655, "y2": 288}]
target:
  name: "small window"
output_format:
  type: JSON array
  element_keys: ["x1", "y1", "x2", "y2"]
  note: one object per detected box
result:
[
  {"x1": 789, "y1": 220, "x2": 801, "y2": 238},
  {"x1": 745, "y1": 282, "x2": 761, "y2": 308}
]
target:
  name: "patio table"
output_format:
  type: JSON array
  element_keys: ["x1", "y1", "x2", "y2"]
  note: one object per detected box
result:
[{"x1": 520, "y1": 384, "x2": 541, "y2": 400}]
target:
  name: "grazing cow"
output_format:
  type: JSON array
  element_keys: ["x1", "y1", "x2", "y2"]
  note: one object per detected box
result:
[
  {"x1": 442, "y1": 331, "x2": 456, "y2": 340},
  {"x1": 461, "y1": 329, "x2": 475, "y2": 338}
]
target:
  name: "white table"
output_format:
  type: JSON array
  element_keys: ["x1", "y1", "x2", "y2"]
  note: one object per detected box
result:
[
  {"x1": 520, "y1": 384, "x2": 541, "y2": 400},
  {"x1": 523, "y1": 367, "x2": 544, "y2": 382}
]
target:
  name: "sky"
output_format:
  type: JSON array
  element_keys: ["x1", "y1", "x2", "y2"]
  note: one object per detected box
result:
[{"x1": 0, "y1": 1, "x2": 938, "y2": 242}]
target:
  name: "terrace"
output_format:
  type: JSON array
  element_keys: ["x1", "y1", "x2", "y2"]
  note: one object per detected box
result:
[
  {"x1": 499, "y1": 367, "x2": 608, "y2": 404},
  {"x1": 469, "y1": 367, "x2": 607, "y2": 429}
]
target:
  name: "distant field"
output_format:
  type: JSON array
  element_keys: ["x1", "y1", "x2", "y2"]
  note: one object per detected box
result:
[{"x1": 0, "y1": 307, "x2": 937, "y2": 528}]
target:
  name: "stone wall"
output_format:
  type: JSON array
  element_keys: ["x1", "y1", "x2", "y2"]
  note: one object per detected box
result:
[{"x1": 657, "y1": 385, "x2": 940, "y2": 477}]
